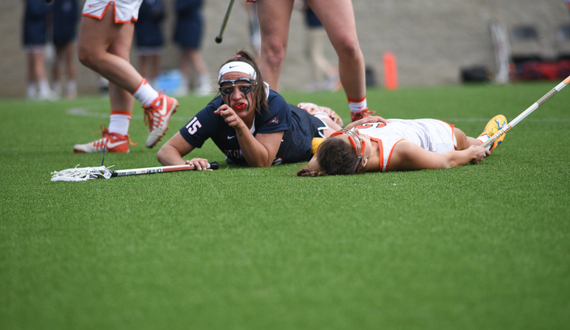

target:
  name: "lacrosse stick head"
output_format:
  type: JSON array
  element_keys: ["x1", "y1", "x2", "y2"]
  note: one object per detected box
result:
[{"x1": 51, "y1": 165, "x2": 114, "y2": 182}]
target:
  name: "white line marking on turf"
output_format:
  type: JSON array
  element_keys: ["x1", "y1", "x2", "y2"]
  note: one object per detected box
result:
[
  {"x1": 70, "y1": 108, "x2": 570, "y2": 123},
  {"x1": 67, "y1": 107, "x2": 188, "y2": 121}
]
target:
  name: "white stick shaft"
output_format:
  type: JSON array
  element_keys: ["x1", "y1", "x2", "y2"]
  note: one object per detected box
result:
[
  {"x1": 482, "y1": 76, "x2": 570, "y2": 149},
  {"x1": 112, "y1": 163, "x2": 216, "y2": 177}
]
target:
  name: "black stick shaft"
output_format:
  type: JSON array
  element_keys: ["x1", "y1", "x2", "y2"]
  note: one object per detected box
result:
[{"x1": 215, "y1": 0, "x2": 235, "y2": 43}]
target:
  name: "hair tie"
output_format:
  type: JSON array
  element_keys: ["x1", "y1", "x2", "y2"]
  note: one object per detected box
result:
[{"x1": 235, "y1": 55, "x2": 242, "y2": 58}]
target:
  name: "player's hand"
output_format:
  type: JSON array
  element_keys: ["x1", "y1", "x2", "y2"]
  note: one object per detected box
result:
[
  {"x1": 469, "y1": 146, "x2": 490, "y2": 164},
  {"x1": 214, "y1": 104, "x2": 245, "y2": 130},
  {"x1": 185, "y1": 158, "x2": 213, "y2": 171},
  {"x1": 359, "y1": 116, "x2": 389, "y2": 125},
  {"x1": 345, "y1": 116, "x2": 389, "y2": 130}
]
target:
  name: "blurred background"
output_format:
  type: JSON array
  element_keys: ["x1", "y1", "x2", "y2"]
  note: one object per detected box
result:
[{"x1": 2, "y1": 0, "x2": 569, "y2": 98}]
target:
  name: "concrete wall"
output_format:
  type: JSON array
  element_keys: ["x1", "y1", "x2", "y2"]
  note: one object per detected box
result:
[{"x1": 1, "y1": 0, "x2": 568, "y2": 98}]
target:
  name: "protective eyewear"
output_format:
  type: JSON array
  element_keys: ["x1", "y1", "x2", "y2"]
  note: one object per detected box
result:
[
  {"x1": 219, "y1": 78, "x2": 256, "y2": 96},
  {"x1": 330, "y1": 129, "x2": 366, "y2": 173}
]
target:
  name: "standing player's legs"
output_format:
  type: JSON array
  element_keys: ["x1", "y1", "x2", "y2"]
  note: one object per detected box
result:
[
  {"x1": 75, "y1": 15, "x2": 137, "y2": 153},
  {"x1": 307, "y1": 0, "x2": 372, "y2": 122},
  {"x1": 175, "y1": 48, "x2": 192, "y2": 96},
  {"x1": 28, "y1": 49, "x2": 54, "y2": 100},
  {"x1": 150, "y1": 54, "x2": 161, "y2": 88},
  {"x1": 75, "y1": 4, "x2": 178, "y2": 152},
  {"x1": 307, "y1": 27, "x2": 338, "y2": 90},
  {"x1": 106, "y1": 23, "x2": 136, "y2": 119},
  {"x1": 77, "y1": 13, "x2": 142, "y2": 94},
  {"x1": 188, "y1": 48, "x2": 211, "y2": 95},
  {"x1": 52, "y1": 43, "x2": 77, "y2": 98},
  {"x1": 256, "y1": 0, "x2": 295, "y2": 91}
]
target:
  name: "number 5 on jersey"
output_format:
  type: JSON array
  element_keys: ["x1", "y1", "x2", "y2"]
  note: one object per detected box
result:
[{"x1": 186, "y1": 117, "x2": 202, "y2": 135}]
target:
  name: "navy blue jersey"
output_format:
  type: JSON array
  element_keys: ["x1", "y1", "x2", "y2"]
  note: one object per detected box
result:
[
  {"x1": 135, "y1": 0, "x2": 165, "y2": 48},
  {"x1": 52, "y1": 0, "x2": 80, "y2": 47},
  {"x1": 179, "y1": 90, "x2": 326, "y2": 165},
  {"x1": 173, "y1": 0, "x2": 203, "y2": 49},
  {"x1": 23, "y1": 0, "x2": 50, "y2": 46},
  {"x1": 305, "y1": 6, "x2": 323, "y2": 28}
]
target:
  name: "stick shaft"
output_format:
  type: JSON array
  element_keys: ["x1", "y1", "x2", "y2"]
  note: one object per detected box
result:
[
  {"x1": 216, "y1": 0, "x2": 235, "y2": 43},
  {"x1": 112, "y1": 162, "x2": 218, "y2": 177},
  {"x1": 482, "y1": 76, "x2": 570, "y2": 149}
]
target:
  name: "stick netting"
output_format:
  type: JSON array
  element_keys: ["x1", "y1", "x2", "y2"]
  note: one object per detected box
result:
[{"x1": 51, "y1": 165, "x2": 114, "y2": 182}]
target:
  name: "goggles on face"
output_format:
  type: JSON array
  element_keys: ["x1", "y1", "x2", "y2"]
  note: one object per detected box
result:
[
  {"x1": 330, "y1": 129, "x2": 366, "y2": 174},
  {"x1": 219, "y1": 78, "x2": 256, "y2": 96}
]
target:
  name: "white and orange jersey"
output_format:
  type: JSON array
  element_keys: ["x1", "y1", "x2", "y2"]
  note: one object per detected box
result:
[
  {"x1": 353, "y1": 119, "x2": 457, "y2": 172},
  {"x1": 82, "y1": 0, "x2": 144, "y2": 23}
]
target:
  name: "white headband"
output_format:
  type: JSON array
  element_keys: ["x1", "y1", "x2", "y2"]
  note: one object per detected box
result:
[{"x1": 218, "y1": 61, "x2": 257, "y2": 82}]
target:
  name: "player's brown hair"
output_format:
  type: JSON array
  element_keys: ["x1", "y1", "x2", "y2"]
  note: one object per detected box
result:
[{"x1": 296, "y1": 138, "x2": 366, "y2": 176}]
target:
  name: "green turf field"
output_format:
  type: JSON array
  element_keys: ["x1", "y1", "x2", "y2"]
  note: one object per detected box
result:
[{"x1": 1, "y1": 82, "x2": 569, "y2": 329}]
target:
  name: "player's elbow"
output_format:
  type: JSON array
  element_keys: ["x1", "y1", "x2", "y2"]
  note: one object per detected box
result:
[
  {"x1": 250, "y1": 160, "x2": 272, "y2": 168},
  {"x1": 156, "y1": 147, "x2": 167, "y2": 166},
  {"x1": 157, "y1": 144, "x2": 179, "y2": 166}
]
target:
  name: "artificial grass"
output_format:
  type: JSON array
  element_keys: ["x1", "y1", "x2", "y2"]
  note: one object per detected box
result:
[{"x1": 1, "y1": 82, "x2": 569, "y2": 329}]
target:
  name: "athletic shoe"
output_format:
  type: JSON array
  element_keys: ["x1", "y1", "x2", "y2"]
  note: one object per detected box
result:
[
  {"x1": 297, "y1": 102, "x2": 344, "y2": 127},
  {"x1": 73, "y1": 125, "x2": 136, "y2": 153},
  {"x1": 350, "y1": 108, "x2": 377, "y2": 122},
  {"x1": 479, "y1": 114, "x2": 508, "y2": 152},
  {"x1": 143, "y1": 93, "x2": 178, "y2": 148}
]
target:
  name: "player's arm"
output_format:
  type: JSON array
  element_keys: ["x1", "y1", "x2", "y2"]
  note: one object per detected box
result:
[
  {"x1": 344, "y1": 116, "x2": 388, "y2": 130},
  {"x1": 157, "y1": 132, "x2": 197, "y2": 166},
  {"x1": 237, "y1": 129, "x2": 284, "y2": 167},
  {"x1": 307, "y1": 154, "x2": 319, "y2": 171},
  {"x1": 216, "y1": 103, "x2": 284, "y2": 167},
  {"x1": 388, "y1": 140, "x2": 489, "y2": 171}
]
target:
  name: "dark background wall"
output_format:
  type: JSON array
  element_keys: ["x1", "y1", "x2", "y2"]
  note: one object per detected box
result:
[{"x1": 1, "y1": 0, "x2": 569, "y2": 98}]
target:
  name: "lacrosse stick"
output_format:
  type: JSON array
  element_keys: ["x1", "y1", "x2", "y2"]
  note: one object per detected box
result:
[
  {"x1": 51, "y1": 162, "x2": 219, "y2": 182},
  {"x1": 482, "y1": 75, "x2": 570, "y2": 149},
  {"x1": 215, "y1": 0, "x2": 235, "y2": 43}
]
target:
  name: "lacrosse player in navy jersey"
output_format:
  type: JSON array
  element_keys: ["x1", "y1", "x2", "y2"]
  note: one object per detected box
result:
[{"x1": 157, "y1": 50, "x2": 345, "y2": 170}]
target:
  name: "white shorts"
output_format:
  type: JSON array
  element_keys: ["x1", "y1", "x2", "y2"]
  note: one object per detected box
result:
[{"x1": 82, "y1": 0, "x2": 144, "y2": 23}]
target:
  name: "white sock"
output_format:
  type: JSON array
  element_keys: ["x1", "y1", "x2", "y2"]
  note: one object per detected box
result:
[
  {"x1": 132, "y1": 79, "x2": 159, "y2": 106},
  {"x1": 52, "y1": 81, "x2": 62, "y2": 96},
  {"x1": 109, "y1": 111, "x2": 132, "y2": 136},
  {"x1": 26, "y1": 83, "x2": 36, "y2": 99},
  {"x1": 66, "y1": 81, "x2": 77, "y2": 95},
  {"x1": 38, "y1": 79, "x2": 52, "y2": 96},
  {"x1": 200, "y1": 74, "x2": 210, "y2": 86},
  {"x1": 477, "y1": 134, "x2": 492, "y2": 151},
  {"x1": 348, "y1": 97, "x2": 367, "y2": 113}
]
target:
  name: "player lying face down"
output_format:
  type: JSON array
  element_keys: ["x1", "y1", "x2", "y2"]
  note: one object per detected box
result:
[
  {"x1": 157, "y1": 50, "x2": 344, "y2": 170},
  {"x1": 298, "y1": 115, "x2": 507, "y2": 176}
]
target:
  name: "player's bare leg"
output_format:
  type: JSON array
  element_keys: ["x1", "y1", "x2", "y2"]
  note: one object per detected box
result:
[
  {"x1": 308, "y1": 0, "x2": 371, "y2": 121},
  {"x1": 257, "y1": 0, "x2": 295, "y2": 91},
  {"x1": 106, "y1": 24, "x2": 136, "y2": 115},
  {"x1": 454, "y1": 127, "x2": 487, "y2": 151},
  {"x1": 77, "y1": 9, "x2": 142, "y2": 94}
]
